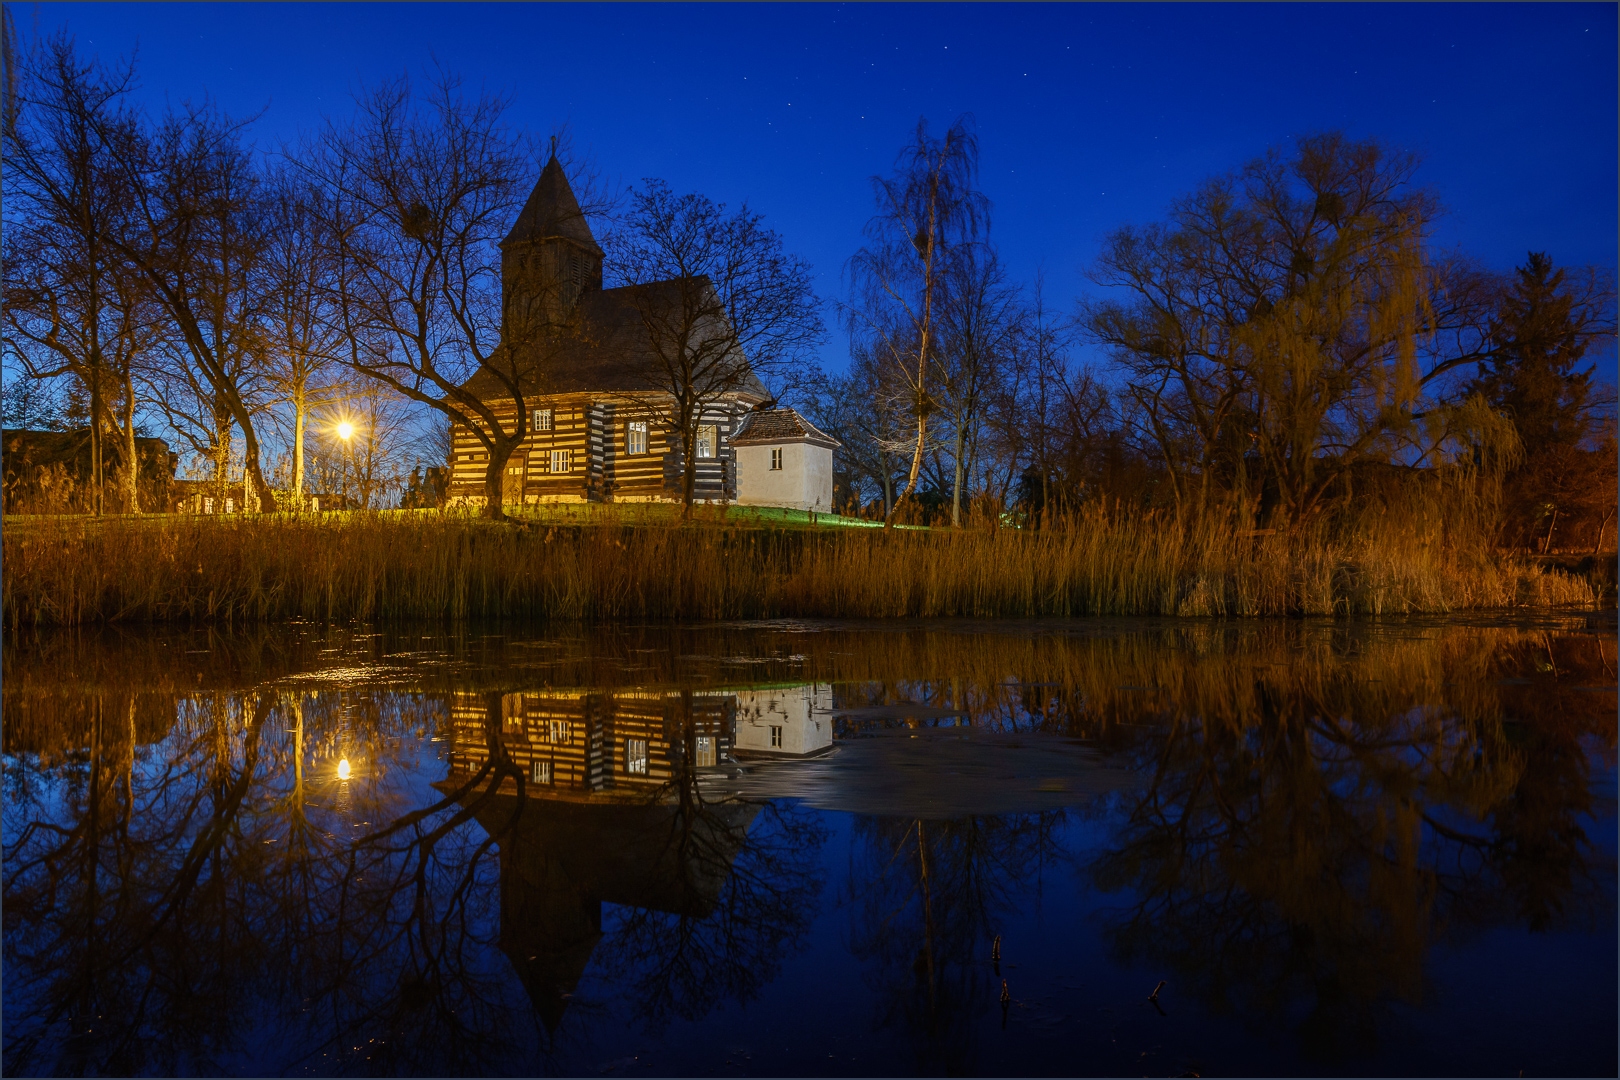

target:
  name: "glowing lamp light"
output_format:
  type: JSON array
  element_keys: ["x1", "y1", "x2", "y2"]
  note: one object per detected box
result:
[
  {"x1": 337, "y1": 758, "x2": 352, "y2": 781},
  {"x1": 336, "y1": 421, "x2": 355, "y2": 442}
]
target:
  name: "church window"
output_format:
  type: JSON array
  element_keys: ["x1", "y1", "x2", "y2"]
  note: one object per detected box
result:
[
  {"x1": 626, "y1": 738, "x2": 649, "y2": 776},
  {"x1": 770, "y1": 447, "x2": 783, "y2": 471},
  {"x1": 626, "y1": 421, "x2": 648, "y2": 455},
  {"x1": 695, "y1": 425, "x2": 717, "y2": 459},
  {"x1": 532, "y1": 408, "x2": 552, "y2": 432},
  {"x1": 550, "y1": 449, "x2": 572, "y2": 474}
]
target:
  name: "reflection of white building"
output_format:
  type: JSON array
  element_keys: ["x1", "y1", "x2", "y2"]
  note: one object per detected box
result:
[{"x1": 732, "y1": 683, "x2": 834, "y2": 758}]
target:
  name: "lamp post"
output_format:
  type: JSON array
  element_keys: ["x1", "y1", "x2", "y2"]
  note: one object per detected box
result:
[{"x1": 335, "y1": 421, "x2": 354, "y2": 510}]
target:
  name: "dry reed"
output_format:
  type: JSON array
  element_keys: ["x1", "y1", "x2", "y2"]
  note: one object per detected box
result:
[{"x1": 1, "y1": 498, "x2": 1598, "y2": 627}]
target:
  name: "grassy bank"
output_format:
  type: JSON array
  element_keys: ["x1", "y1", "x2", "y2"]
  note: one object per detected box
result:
[{"x1": 1, "y1": 503, "x2": 1601, "y2": 627}]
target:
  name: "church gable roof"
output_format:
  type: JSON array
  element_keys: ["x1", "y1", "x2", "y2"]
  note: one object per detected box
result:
[
  {"x1": 503, "y1": 156, "x2": 602, "y2": 253},
  {"x1": 460, "y1": 279, "x2": 770, "y2": 402}
]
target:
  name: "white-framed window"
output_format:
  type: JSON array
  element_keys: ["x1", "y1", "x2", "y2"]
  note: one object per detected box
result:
[
  {"x1": 695, "y1": 425, "x2": 717, "y2": 459},
  {"x1": 626, "y1": 421, "x2": 648, "y2": 456},
  {"x1": 532, "y1": 409, "x2": 552, "y2": 432},
  {"x1": 626, "y1": 738, "x2": 649, "y2": 776},
  {"x1": 203, "y1": 497, "x2": 214, "y2": 514},
  {"x1": 550, "y1": 449, "x2": 572, "y2": 474},
  {"x1": 769, "y1": 726, "x2": 783, "y2": 749},
  {"x1": 548, "y1": 719, "x2": 571, "y2": 745},
  {"x1": 695, "y1": 735, "x2": 715, "y2": 767},
  {"x1": 770, "y1": 447, "x2": 783, "y2": 471},
  {"x1": 224, "y1": 497, "x2": 235, "y2": 514},
  {"x1": 531, "y1": 759, "x2": 552, "y2": 785}
]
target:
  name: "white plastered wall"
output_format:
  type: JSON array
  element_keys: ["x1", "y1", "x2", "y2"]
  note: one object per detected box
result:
[
  {"x1": 733, "y1": 684, "x2": 833, "y2": 756},
  {"x1": 734, "y1": 442, "x2": 834, "y2": 512}
]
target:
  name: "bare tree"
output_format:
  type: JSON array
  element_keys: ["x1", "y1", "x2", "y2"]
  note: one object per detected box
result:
[
  {"x1": 1081, "y1": 132, "x2": 1511, "y2": 525},
  {"x1": 306, "y1": 70, "x2": 566, "y2": 521},
  {"x1": 933, "y1": 237, "x2": 1021, "y2": 525},
  {"x1": 610, "y1": 179, "x2": 823, "y2": 516},
  {"x1": 845, "y1": 117, "x2": 986, "y2": 521},
  {"x1": 1, "y1": 32, "x2": 151, "y2": 512},
  {"x1": 259, "y1": 166, "x2": 349, "y2": 510},
  {"x1": 98, "y1": 95, "x2": 278, "y2": 511}
]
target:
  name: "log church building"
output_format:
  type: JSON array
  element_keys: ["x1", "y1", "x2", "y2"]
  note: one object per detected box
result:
[{"x1": 447, "y1": 156, "x2": 837, "y2": 512}]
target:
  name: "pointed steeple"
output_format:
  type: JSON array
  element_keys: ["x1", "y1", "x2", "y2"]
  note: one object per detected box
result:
[
  {"x1": 503, "y1": 155, "x2": 602, "y2": 253},
  {"x1": 502, "y1": 152, "x2": 605, "y2": 329}
]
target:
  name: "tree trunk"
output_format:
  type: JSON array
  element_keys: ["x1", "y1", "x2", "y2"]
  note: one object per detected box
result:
[
  {"x1": 480, "y1": 434, "x2": 522, "y2": 521},
  {"x1": 293, "y1": 395, "x2": 306, "y2": 511},
  {"x1": 951, "y1": 425, "x2": 965, "y2": 527},
  {"x1": 122, "y1": 370, "x2": 140, "y2": 513}
]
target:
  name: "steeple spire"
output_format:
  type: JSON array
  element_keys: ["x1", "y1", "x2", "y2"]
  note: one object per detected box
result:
[
  {"x1": 503, "y1": 155, "x2": 602, "y2": 253},
  {"x1": 501, "y1": 153, "x2": 605, "y2": 328}
]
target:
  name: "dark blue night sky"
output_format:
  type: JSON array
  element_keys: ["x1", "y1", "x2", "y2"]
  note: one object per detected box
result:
[{"x1": 25, "y1": 2, "x2": 1619, "y2": 374}]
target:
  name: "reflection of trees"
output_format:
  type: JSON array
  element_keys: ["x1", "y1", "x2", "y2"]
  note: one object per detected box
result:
[
  {"x1": 1, "y1": 684, "x2": 527, "y2": 1076},
  {"x1": 1082, "y1": 631, "x2": 1616, "y2": 1063},
  {"x1": 844, "y1": 811, "x2": 1068, "y2": 1073},
  {"x1": 2, "y1": 683, "x2": 830, "y2": 1074}
]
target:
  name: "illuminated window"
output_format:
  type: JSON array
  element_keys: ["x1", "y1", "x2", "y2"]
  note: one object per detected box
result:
[
  {"x1": 770, "y1": 447, "x2": 783, "y2": 471},
  {"x1": 531, "y1": 759, "x2": 552, "y2": 785},
  {"x1": 695, "y1": 735, "x2": 715, "y2": 767},
  {"x1": 502, "y1": 693, "x2": 525, "y2": 734},
  {"x1": 550, "y1": 449, "x2": 572, "y2": 474},
  {"x1": 626, "y1": 421, "x2": 648, "y2": 455},
  {"x1": 533, "y1": 409, "x2": 552, "y2": 432},
  {"x1": 695, "y1": 425, "x2": 717, "y2": 459},
  {"x1": 626, "y1": 738, "x2": 649, "y2": 776},
  {"x1": 769, "y1": 725, "x2": 783, "y2": 749},
  {"x1": 549, "y1": 719, "x2": 571, "y2": 744}
]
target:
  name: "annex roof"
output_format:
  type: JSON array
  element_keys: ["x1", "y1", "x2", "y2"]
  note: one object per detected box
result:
[{"x1": 729, "y1": 407, "x2": 841, "y2": 449}]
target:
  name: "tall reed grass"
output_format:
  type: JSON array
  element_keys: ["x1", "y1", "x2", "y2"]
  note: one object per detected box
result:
[{"x1": 2, "y1": 499, "x2": 1597, "y2": 627}]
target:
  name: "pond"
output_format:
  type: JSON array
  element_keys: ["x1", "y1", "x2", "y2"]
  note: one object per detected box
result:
[{"x1": 2, "y1": 617, "x2": 1615, "y2": 1077}]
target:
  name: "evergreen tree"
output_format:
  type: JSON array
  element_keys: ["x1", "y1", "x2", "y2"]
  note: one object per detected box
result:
[
  {"x1": 1472, "y1": 252, "x2": 1595, "y2": 456},
  {"x1": 1472, "y1": 252, "x2": 1617, "y2": 551}
]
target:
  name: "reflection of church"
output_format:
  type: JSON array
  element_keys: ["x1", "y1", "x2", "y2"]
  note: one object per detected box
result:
[
  {"x1": 446, "y1": 689, "x2": 736, "y2": 797},
  {"x1": 442, "y1": 686, "x2": 830, "y2": 1030}
]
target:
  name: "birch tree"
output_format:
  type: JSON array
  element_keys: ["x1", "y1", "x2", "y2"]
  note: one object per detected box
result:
[{"x1": 845, "y1": 117, "x2": 985, "y2": 521}]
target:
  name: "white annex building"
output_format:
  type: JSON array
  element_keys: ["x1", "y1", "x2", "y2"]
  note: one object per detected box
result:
[{"x1": 730, "y1": 409, "x2": 840, "y2": 513}]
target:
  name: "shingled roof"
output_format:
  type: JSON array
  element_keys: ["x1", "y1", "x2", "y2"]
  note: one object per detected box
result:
[
  {"x1": 729, "y1": 407, "x2": 840, "y2": 449},
  {"x1": 503, "y1": 156, "x2": 602, "y2": 253},
  {"x1": 460, "y1": 279, "x2": 771, "y2": 402}
]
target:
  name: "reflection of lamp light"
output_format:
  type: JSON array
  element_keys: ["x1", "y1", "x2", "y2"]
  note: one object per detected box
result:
[{"x1": 337, "y1": 758, "x2": 352, "y2": 781}]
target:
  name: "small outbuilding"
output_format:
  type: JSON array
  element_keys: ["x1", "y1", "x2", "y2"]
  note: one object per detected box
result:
[{"x1": 730, "y1": 408, "x2": 840, "y2": 513}]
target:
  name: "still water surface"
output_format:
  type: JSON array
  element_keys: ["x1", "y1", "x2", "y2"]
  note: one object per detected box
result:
[{"x1": 3, "y1": 618, "x2": 1615, "y2": 1077}]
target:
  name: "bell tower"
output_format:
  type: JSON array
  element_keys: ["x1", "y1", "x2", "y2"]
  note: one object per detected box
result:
[{"x1": 501, "y1": 150, "x2": 604, "y2": 334}]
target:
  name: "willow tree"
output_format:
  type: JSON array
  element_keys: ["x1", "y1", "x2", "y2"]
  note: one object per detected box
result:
[
  {"x1": 845, "y1": 117, "x2": 986, "y2": 521},
  {"x1": 1082, "y1": 133, "x2": 1495, "y2": 525}
]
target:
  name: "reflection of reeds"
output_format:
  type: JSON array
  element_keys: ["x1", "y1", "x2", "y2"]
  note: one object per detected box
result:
[{"x1": 1, "y1": 506, "x2": 1598, "y2": 626}]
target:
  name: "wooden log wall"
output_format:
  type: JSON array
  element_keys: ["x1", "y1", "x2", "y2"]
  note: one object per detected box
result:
[
  {"x1": 446, "y1": 691, "x2": 735, "y2": 799},
  {"x1": 448, "y1": 394, "x2": 753, "y2": 504}
]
